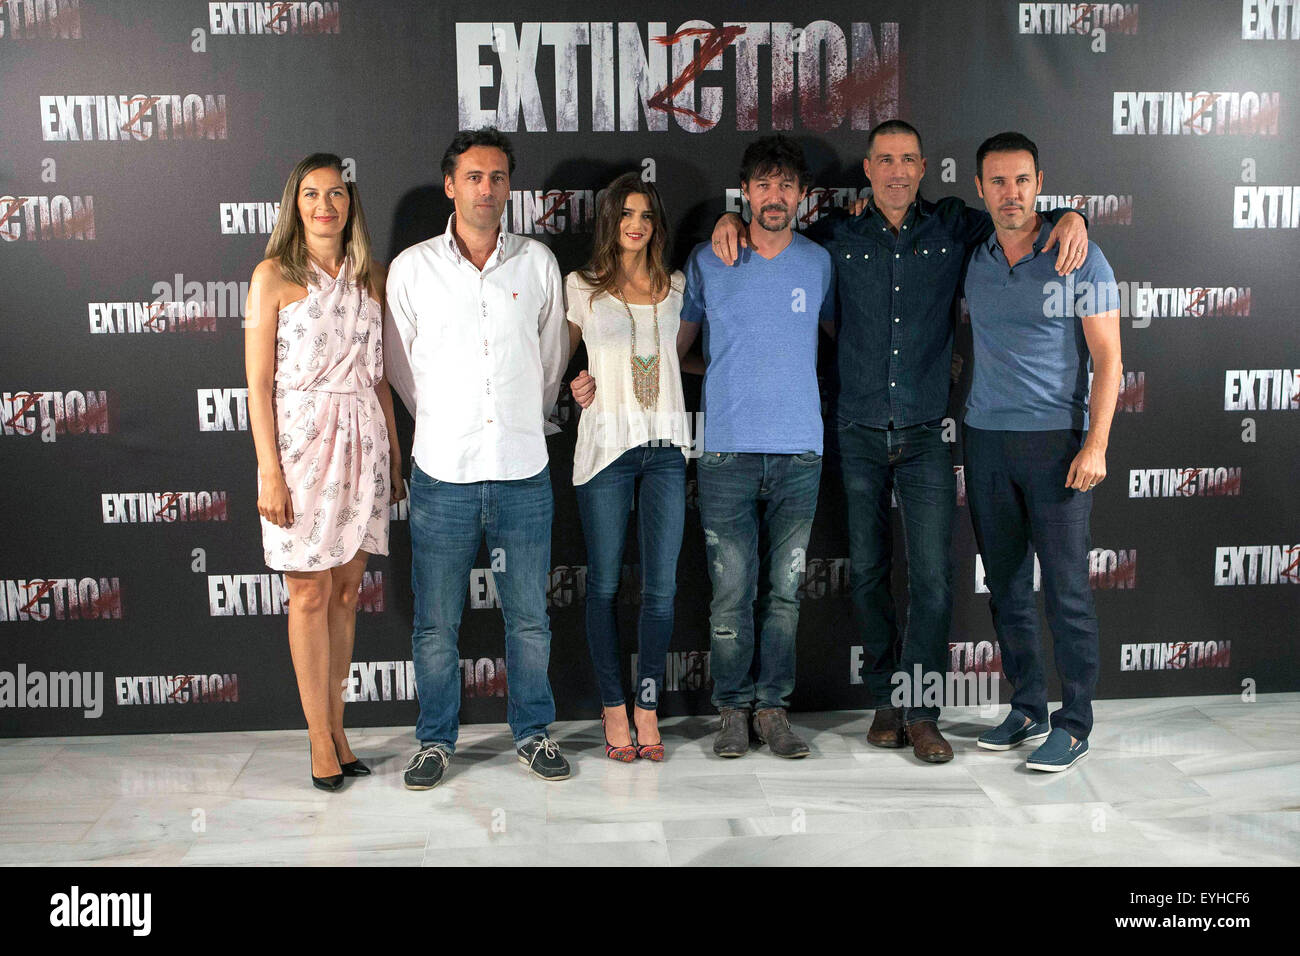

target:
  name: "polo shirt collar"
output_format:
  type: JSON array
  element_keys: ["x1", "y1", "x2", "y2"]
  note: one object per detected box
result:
[{"x1": 983, "y1": 215, "x2": 1053, "y2": 258}]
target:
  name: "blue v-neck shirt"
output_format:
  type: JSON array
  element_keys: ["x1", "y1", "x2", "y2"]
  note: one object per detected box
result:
[{"x1": 681, "y1": 233, "x2": 834, "y2": 454}]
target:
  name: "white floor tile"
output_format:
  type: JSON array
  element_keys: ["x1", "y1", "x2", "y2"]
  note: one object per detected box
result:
[{"x1": 2, "y1": 694, "x2": 1297, "y2": 865}]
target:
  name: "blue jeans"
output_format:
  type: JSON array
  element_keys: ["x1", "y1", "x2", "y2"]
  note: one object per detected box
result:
[
  {"x1": 408, "y1": 462, "x2": 556, "y2": 752},
  {"x1": 696, "y1": 452, "x2": 822, "y2": 711},
  {"x1": 964, "y1": 426, "x2": 1099, "y2": 740},
  {"x1": 575, "y1": 443, "x2": 686, "y2": 710},
  {"x1": 837, "y1": 418, "x2": 954, "y2": 723}
]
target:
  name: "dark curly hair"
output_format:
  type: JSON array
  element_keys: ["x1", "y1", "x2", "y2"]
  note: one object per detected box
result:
[{"x1": 739, "y1": 134, "x2": 811, "y2": 189}]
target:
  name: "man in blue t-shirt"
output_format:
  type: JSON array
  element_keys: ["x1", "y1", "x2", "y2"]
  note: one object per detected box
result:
[
  {"x1": 679, "y1": 135, "x2": 835, "y2": 759},
  {"x1": 961, "y1": 132, "x2": 1123, "y2": 772}
]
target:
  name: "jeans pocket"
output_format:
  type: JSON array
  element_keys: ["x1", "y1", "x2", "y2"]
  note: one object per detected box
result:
[
  {"x1": 916, "y1": 419, "x2": 951, "y2": 446},
  {"x1": 411, "y1": 467, "x2": 441, "y2": 487},
  {"x1": 794, "y1": 451, "x2": 822, "y2": 464},
  {"x1": 698, "y1": 451, "x2": 735, "y2": 467}
]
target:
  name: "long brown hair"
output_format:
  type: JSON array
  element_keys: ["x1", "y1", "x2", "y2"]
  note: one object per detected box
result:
[
  {"x1": 580, "y1": 173, "x2": 674, "y2": 306},
  {"x1": 264, "y1": 153, "x2": 376, "y2": 296}
]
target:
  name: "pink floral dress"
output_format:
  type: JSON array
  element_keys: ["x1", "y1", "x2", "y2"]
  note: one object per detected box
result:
[{"x1": 260, "y1": 258, "x2": 389, "y2": 571}]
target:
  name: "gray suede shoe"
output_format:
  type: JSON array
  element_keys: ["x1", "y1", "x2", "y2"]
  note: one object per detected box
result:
[
  {"x1": 753, "y1": 708, "x2": 810, "y2": 758},
  {"x1": 713, "y1": 707, "x2": 751, "y2": 758}
]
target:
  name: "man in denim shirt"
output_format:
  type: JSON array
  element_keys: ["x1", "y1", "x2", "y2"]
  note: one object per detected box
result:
[{"x1": 712, "y1": 120, "x2": 1088, "y2": 762}]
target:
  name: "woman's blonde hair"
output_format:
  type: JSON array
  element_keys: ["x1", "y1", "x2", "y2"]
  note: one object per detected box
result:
[{"x1": 265, "y1": 152, "x2": 376, "y2": 296}]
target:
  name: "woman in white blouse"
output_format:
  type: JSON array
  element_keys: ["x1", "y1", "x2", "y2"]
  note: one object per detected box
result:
[{"x1": 566, "y1": 173, "x2": 695, "y2": 761}]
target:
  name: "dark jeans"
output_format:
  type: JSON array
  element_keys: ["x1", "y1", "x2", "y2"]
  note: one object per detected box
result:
[
  {"x1": 696, "y1": 451, "x2": 822, "y2": 711},
  {"x1": 575, "y1": 443, "x2": 686, "y2": 710},
  {"x1": 838, "y1": 418, "x2": 954, "y2": 723},
  {"x1": 964, "y1": 426, "x2": 1099, "y2": 740},
  {"x1": 408, "y1": 462, "x2": 556, "y2": 752}
]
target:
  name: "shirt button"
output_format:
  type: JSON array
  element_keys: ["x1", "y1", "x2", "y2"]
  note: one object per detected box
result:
[
  {"x1": 486, "y1": 418, "x2": 493, "y2": 423},
  {"x1": 942, "y1": 247, "x2": 947, "y2": 253},
  {"x1": 894, "y1": 317, "x2": 900, "y2": 323},
  {"x1": 895, "y1": 254, "x2": 900, "y2": 259},
  {"x1": 902, "y1": 225, "x2": 908, "y2": 230},
  {"x1": 893, "y1": 349, "x2": 898, "y2": 354},
  {"x1": 891, "y1": 382, "x2": 896, "y2": 387},
  {"x1": 863, "y1": 253, "x2": 869, "y2": 259},
  {"x1": 844, "y1": 253, "x2": 851, "y2": 259},
  {"x1": 894, "y1": 286, "x2": 900, "y2": 292},
  {"x1": 923, "y1": 249, "x2": 929, "y2": 255}
]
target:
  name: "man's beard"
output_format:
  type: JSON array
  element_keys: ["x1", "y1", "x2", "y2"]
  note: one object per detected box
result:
[{"x1": 756, "y1": 204, "x2": 792, "y2": 232}]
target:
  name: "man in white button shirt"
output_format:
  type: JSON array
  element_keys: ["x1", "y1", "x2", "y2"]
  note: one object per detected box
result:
[{"x1": 383, "y1": 128, "x2": 570, "y2": 788}]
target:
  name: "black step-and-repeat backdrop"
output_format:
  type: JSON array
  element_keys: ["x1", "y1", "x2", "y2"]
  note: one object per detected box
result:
[{"x1": 2, "y1": 1, "x2": 1297, "y2": 736}]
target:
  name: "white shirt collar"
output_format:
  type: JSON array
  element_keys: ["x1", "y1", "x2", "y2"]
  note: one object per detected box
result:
[{"x1": 443, "y1": 212, "x2": 508, "y2": 265}]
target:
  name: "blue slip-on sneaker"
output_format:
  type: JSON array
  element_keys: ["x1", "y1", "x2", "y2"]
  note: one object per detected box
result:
[
  {"x1": 1025, "y1": 727, "x2": 1089, "y2": 771},
  {"x1": 977, "y1": 709, "x2": 1051, "y2": 751}
]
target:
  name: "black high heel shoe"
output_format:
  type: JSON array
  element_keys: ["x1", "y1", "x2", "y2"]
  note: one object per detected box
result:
[
  {"x1": 336, "y1": 742, "x2": 370, "y2": 777},
  {"x1": 310, "y1": 742, "x2": 344, "y2": 792}
]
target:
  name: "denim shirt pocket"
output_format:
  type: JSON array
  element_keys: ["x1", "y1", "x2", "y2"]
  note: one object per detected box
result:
[
  {"x1": 913, "y1": 238, "x2": 960, "y2": 279},
  {"x1": 835, "y1": 242, "x2": 878, "y2": 268}
]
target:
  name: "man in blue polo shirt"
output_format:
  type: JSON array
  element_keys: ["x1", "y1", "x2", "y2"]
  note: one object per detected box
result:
[
  {"x1": 962, "y1": 131, "x2": 1122, "y2": 771},
  {"x1": 680, "y1": 135, "x2": 835, "y2": 759}
]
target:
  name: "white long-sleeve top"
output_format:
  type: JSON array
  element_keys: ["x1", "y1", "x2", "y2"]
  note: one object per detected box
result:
[{"x1": 384, "y1": 214, "x2": 567, "y2": 482}]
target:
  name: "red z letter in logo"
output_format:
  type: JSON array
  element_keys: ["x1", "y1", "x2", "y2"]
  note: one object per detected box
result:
[
  {"x1": 0, "y1": 196, "x2": 29, "y2": 230},
  {"x1": 5, "y1": 391, "x2": 44, "y2": 433},
  {"x1": 648, "y1": 25, "x2": 747, "y2": 129},
  {"x1": 120, "y1": 96, "x2": 161, "y2": 138},
  {"x1": 534, "y1": 191, "x2": 574, "y2": 230},
  {"x1": 20, "y1": 580, "x2": 57, "y2": 616}
]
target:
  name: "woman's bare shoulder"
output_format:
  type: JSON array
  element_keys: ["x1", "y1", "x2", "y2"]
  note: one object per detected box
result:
[{"x1": 251, "y1": 256, "x2": 287, "y2": 287}]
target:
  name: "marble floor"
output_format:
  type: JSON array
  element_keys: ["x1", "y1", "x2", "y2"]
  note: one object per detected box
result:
[{"x1": 2, "y1": 693, "x2": 1298, "y2": 866}]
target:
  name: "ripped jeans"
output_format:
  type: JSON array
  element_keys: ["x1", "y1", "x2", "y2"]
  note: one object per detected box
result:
[{"x1": 696, "y1": 451, "x2": 823, "y2": 711}]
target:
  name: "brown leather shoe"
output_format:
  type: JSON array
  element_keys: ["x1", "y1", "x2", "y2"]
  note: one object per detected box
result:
[
  {"x1": 866, "y1": 707, "x2": 907, "y2": 748},
  {"x1": 908, "y1": 720, "x2": 954, "y2": 763}
]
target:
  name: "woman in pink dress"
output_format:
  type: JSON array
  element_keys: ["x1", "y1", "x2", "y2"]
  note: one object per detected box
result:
[{"x1": 244, "y1": 153, "x2": 405, "y2": 791}]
